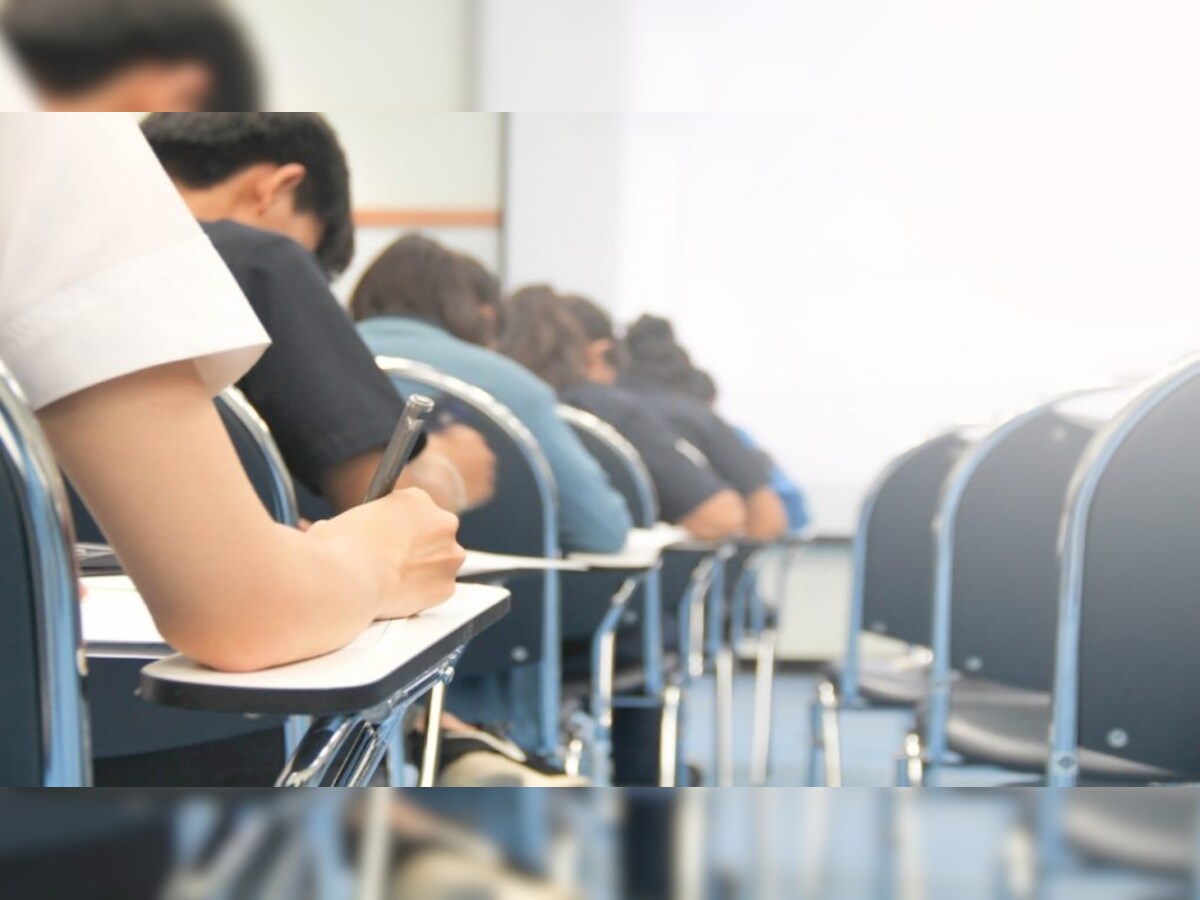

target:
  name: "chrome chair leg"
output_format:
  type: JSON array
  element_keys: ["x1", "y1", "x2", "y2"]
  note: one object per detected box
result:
[
  {"x1": 806, "y1": 692, "x2": 826, "y2": 786},
  {"x1": 715, "y1": 644, "x2": 736, "y2": 787},
  {"x1": 750, "y1": 626, "x2": 778, "y2": 785},
  {"x1": 659, "y1": 683, "x2": 683, "y2": 787},
  {"x1": 897, "y1": 730, "x2": 924, "y2": 787},
  {"x1": 818, "y1": 680, "x2": 843, "y2": 788},
  {"x1": 417, "y1": 678, "x2": 450, "y2": 788}
]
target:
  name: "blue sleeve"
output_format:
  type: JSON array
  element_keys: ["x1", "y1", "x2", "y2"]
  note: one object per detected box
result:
[{"x1": 521, "y1": 383, "x2": 633, "y2": 553}]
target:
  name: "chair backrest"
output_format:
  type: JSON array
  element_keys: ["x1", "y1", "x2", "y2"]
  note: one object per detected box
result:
[
  {"x1": 215, "y1": 389, "x2": 300, "y2": 527},
  {"x1": 559, "y1": 405, "x2": 657, "y2": 528},
  {"x1": 0, "y1": 363, "x2": 88, "y2": 786},
  {"x1": 855, "y1": 430, "x2": 972, "y2": 646},
  {"x1": 69, "y1": 389, "x2": 299, "y2": 541},
  {"x1": 1051, "y1": 358, "x2": 1200, "y2": 780},
  {"x1": 943, "y1": 393, "x2": 1123, "y2": 692},
  {"x1": 375, "y1": 357, "x2": 560, "y2": 679}
]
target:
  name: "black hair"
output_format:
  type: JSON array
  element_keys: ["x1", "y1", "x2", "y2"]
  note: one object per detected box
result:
[
  {"x1": 349, "y1": 234, "x2": 497, "y2": 347},
  {"x1": 142, "y1": 113, "x2": 353, "y2": 276},
  {"x1": 2, "y1": 0, "x2": 260, "y2": 111},
  {"x1": 560, "y1": 293, "x2": 624, "y2": 372},
  {"x1": 498, "y1": 286, "x2": 588, "y2": 392},
  {"x1": 623, "y1": 315, "x2": 701, "y2": 396}
]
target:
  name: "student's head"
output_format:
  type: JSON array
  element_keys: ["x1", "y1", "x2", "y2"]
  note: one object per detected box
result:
[
  {"x1": 2, "y1": 0, "x2": 259, "y2": 111},
  {"x1": 623, "y1": 315, "x2": 699, "y2": 396},
  {"x1": 498, "y1": 286, "x2": 588, "y2": 392},
  {"x1": 349, "y1": 235, "x2": 499, "y2": 347},
  {"x1": 142, "y1": 112, "x2": 353, "y2": 276},
  {"x1": 560, "y1": 294, "x2": 620, "y2": 385}
]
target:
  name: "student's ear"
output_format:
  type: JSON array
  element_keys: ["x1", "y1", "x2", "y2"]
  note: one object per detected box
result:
[{"x1": 254, "y1": 163, "x2": 308, "y2": 215}]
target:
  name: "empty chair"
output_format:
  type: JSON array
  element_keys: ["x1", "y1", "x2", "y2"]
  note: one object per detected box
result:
[
  {"x1": 910, "y1": 388, "x2": 1134, "y2": 785},
  {"x1": 809, "y1": 428, "x2": 976, "y2": 785},
  {"x1": 0, "y1": 362, "x2": 89, "y2": 787},
  {"x1": 1048, "y1": 356, "x2": 1200, "y2": 785}
]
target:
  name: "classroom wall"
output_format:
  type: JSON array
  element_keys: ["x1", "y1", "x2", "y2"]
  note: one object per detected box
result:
[
  {"x1": 500, "y1": 2, "x2": 1200, "y2": 534},
  {"x1": 322, "y1": 113, "x2": 504, "y2": 301},
  {"x1": 229, "y1": 0, "x2": 475, "y2": 111}
]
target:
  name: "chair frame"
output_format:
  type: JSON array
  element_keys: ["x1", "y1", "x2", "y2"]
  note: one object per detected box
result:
[
  {"x1": 0, "y1": 362, "x2": 90, "y2": 786},
  {"x1": 1048, "y1": 357, "x2": 1200, "y2": 787},
  {"x1": 376, "y1": 356, "x2": 564, "y2": 758},
  {"x1": 558, "y1": 404, "x2": 670, "y2": 784}
]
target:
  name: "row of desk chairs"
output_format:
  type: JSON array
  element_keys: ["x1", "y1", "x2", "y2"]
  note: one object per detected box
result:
[
  {"x1": 379, "y1": 356, "x2": 792, "y2": 786},
  {"x1": 0, "y1": 347, "x2": 790, "y2": 787},
  {"x1": 810, "y1": 354, "x2": 1200, "y2": 870}
]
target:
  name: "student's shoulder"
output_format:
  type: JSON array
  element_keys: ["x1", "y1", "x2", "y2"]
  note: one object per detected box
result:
[{"x1": 202, "y1": 220, "x2": 325, "y2": 281}]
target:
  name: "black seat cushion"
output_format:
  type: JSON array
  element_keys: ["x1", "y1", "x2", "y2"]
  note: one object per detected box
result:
[
  {"x1": 918, "y1": 690, "x2": 1178, "y2": 781},
  {"x1": 1064, "y1": 789, "x2": 1197, "y2": 875}
]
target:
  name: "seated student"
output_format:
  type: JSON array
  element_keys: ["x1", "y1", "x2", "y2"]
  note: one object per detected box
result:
[
  {"x1": 141, "y1": 112, "x2": 576, "y2": 787},
  {"x1": 498, "y1": 285, "x2": 746, "y2": 541},
  {"x1": 141, "y1": 113, "x2": 495, "y2": 516},
  {"x1": 565, "y1": 301, "x2": 788, "y2": 542},
  {"x1": 689, "y1": 368, "x2": 811, "y2": 533},
  {"x1": 2, "y1": 0, "x2": 260, "y2": 111},
  {"x1": 350, "y1": 235, "x2": 633, "y2": 554},
  {"x1": 0, "y1": 113, "x2": 463, "y2": 677}
]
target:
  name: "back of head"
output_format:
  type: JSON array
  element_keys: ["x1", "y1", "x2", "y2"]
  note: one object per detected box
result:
[
  {"x1": 349, "y1": 234, "x2": 496, "y2": 347},
  {"x1": 623, "y1": 315, "x2": 698, "y2": 396},
  {"x1": 561, "y1": 294, "x2": 615, "y2": 343},
  {"x1": 499, "y1": 286, "x2": 588, "y2": 392},
  {"x1": 141, "y1": 112, "x2": 352, "y2": 275},
  {"x1": 3, "y1": 0, "x2": 260, "y2": 110}
]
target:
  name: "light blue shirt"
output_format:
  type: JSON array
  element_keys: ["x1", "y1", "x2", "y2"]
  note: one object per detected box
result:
[{"x1": 358, "y1": 316, "x2": 632, "y2": 553}]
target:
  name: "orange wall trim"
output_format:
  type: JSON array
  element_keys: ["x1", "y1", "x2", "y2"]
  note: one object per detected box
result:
[{"x1": 353, "y1": 208, "x2": 502, "y2": 228}]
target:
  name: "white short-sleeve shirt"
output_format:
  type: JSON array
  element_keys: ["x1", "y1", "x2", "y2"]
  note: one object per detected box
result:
[{"x1": 0, "y1": 53, "x2": 269, "y2": 409}]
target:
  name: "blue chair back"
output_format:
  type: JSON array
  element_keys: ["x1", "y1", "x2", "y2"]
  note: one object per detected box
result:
[
  {"x1": 376, "y1": 357, "x2": 562, "y2": 751},
  {"x1": 0, "y1": 363, "x2": 89, "y2": 786},
  {"x1": 1051, "y1": 359, "x2": 1200, "y2": 781}
]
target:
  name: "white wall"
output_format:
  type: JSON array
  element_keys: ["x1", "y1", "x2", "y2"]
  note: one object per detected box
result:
[
  {"x1": 230, "y1": 0, "x2": 474, "y2": 110},
  {"x1": 500, "y1": 2, "x2": 1200, "y2": 533},
  {"x1": 322, "y1": 113, "x2": 503, "y2": 299}
]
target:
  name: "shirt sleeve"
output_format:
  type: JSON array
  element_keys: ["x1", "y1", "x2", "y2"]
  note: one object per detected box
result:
[
  {"x1": 520, "y1": 381, "x2": 632, "y2": 553},
  {"x1": 0, "y1": 114, "x2": 268, "y2": 410},
  {"x1": 222, "y1": 231, "x2": 407, "y2": 494}
]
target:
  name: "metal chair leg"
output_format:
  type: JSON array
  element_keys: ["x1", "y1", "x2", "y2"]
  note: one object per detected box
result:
[
  {"x1": 715, "y1": 644, "x2": 736, "y2": 787},
  {"x1": 750, "y1": 626, "x2": 778, "y2": 785},
  {"x1": 417, "y1": 678, "x2": 449, "y2": 788},
  {"x1": 897, "y1": 730, "x2": 924, "y2": 787},
  {"x1": 806, "y1": 693, "x2": 826, "y2": 786},
  {"x1": 818, "y1": 680, "x2": 844, "y2": 788},
  {"x1": 659, "y1": 683, "x2": 683, "y2": 787}
]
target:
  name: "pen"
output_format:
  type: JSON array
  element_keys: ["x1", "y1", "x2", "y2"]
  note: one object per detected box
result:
[{"x1": 363, "y1": 394, "x2": 436, "y2": 503}]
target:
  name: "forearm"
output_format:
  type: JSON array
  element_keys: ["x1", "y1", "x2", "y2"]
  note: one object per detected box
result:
[
  {"x1": 679, "y1": 490, "x2": 747, "y2": 541},
  {"x1": 744, "y1": 487, "x2": 788, "y2": 541}
]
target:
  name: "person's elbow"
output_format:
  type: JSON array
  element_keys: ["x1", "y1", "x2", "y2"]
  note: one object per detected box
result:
[
  {"x1": 679, "y1": 490, "x2": 747, "y2": 542},
  {"x1": 159, "y1": 619, "x2": 288, "y2": 673},
  {"x1": 744, "y1": 487, "x2": 789, "y2": 542}
]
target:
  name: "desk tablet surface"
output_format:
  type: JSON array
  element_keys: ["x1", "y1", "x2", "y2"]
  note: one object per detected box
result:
[
  {"x1": 569, "y1": 524, "x2": 694, "y2": 570},
  {"x1": 137, "y1": 584, "x2": 510, "y2": 716},
  {"x1": 458, "y1": 550, "x2": 588, "y2": 582},
  {"x1": 81, "y1": 575, "x2": 169, "y2": 656}
]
